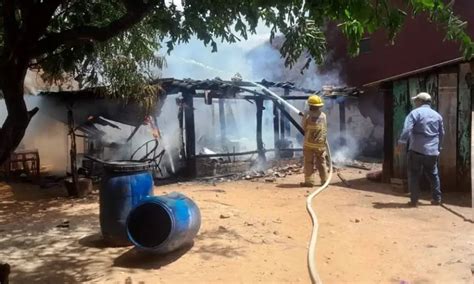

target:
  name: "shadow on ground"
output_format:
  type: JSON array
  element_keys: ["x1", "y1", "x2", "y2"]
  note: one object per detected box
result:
[
  {"x1": 372, "y1": 202, "x2": 431, "y2": 209},
  {"x1": 333, "y1": 178, "x2": 472, "y2": 208},
  {"x1": 275, "y1": 183, "x2": 306, "y2": 189},
  {"x1": 114, "y1": 243, "x2": 193, "y2": 269}
]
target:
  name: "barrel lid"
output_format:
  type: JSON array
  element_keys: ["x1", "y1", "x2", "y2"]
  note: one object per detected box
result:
[{"x1": 103, "y1": 161, "x2": 152, "y2": 172}]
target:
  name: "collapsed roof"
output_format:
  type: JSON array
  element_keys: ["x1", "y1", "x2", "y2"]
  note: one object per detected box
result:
[{"x1": 37, "y1": 78, "x2": 362, "y2": 128}]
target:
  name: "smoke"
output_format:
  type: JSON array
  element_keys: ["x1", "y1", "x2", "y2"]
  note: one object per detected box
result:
[
  {"x1": 0, "y1": 96, "x2": 69, "y2": 175},
  {"x1": 152, "y1": 22, "x2": 347, "y2": 169},
  {"x1": 329, "y1": 132, "x2": 359, "y2": 165}
]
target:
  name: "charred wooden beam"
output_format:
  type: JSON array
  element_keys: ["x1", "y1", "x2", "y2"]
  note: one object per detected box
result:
[
  {"x1": 279, "y1": 100, "x2": 286, "y2": 140},
  {"x1": 183, "y1": 91, "x2": 196, "y2": 177},
  {"x1": 197, "y1": 149, "x2": 263, "y2": 158},
  {"x1": 273, "y1": 100, "x2": 305, "y2": 135},
  {"x1": 177, "y1": 97, "x2": 185, "y2": 159},
  {"x1": 273, "y1": 101, "x2": 280, "y2": 158},
  {"x1": 126, "y1": 123, "x2": 142, "y2": 142},
  {"x1": 67, "y1": 108, "x2": 78, "y2": 191},
  {"x1": 219, "y1": 98, "x2": 226, "y2": 145},
  {"x1": 339, "y1": 100, "x2": 346, "y2": 143},
  {"x1": 283, "y1": 88, "x2": 291, "y2": 137},
  {"x1": 256, "y1": 98, "x2": 266, "y2": 162}
]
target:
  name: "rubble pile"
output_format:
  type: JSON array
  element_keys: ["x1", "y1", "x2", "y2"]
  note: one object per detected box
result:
[
  {"x1": 196, "y1": 157, "x2": 378, "y2": 185},
  {"x1": 242, "y1": 163, "x2": 304, "y2": 182}
]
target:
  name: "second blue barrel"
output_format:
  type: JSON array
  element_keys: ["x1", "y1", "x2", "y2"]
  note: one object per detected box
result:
[
  {"x1": 126, "y1": 192, "x2": 201, "y2": 254},
  {"x1": 100, "y1": 161, "x2": 153, "y2": 246}
]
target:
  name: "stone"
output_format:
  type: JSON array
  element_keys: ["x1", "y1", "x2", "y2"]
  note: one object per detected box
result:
[{"x1": 265, "y1": 177, "x2": 276, "y2": 183}]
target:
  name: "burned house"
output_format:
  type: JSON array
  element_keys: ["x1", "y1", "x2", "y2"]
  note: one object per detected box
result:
[{"x1": 1, "y1": 78, "x2": 363, "y2": 183}]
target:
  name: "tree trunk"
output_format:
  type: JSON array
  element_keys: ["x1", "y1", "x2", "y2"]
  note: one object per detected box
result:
[{"x1": 0, "y1": 58, "x2": 38, "y2": 166}]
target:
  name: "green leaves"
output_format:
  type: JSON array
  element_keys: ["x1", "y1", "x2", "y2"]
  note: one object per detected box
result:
[
  {"x1": 1, "y1": 0, "x2": 472, "y2": 101},
  {"x1": 280, "y1": 18, "x2": 326, "y2": 69},
  {"x1": 407, "y1": 0, "x2": 474, "y2": 59}
]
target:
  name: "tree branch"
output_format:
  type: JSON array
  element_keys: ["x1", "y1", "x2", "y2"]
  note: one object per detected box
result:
[
  {"x1": 2, "y1": 0, "x2": 19, "y2": 49},
  {"x1": 20, "y1": 0, "x2": 65, "y2": 44},
  {"x1": 32, "y1": 0, "x2": 161, "y2": 57}
]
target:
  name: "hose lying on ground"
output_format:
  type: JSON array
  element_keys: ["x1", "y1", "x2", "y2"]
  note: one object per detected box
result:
[
  {"x1": 242, "y1": 81, "x2": 331, "y2": 283},
  {"x1": 306, "y1": 140, "x2": 333, "y2": 284}
]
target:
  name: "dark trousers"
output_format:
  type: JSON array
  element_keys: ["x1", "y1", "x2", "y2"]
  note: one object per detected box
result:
[{"x1": 407, "y1": 151, "x2": 442, "y2": 203}]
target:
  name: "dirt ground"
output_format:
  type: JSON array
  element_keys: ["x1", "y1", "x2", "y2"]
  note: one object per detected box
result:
[{"x1": 0, "y1": 167, "x2": 473, "y2": 284}]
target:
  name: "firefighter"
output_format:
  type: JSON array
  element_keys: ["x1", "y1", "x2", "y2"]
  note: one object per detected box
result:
[{"x1": 300, "y1": 95, "x2": 328, "y2": 187}]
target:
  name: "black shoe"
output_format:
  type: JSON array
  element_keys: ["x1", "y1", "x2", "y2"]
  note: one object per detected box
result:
[
  {"x1": 407, "y1": 201, "x2": 418, "y2": 207},
  {"x1": 430, "y1": 200, "x2": 441, "y2": 205}
]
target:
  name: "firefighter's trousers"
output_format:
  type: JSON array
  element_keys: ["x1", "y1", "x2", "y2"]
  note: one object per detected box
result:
[{"x1": 303, "y1": 147, "x2": 327, "y2": 185}]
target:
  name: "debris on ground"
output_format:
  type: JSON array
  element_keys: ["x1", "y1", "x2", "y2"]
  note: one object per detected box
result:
[
  {"x1": 337, "y1": 172, "x2": 351, "y2": 187},
  {"x1": 367, "y1": 171, "x2": 383, "y2": 182},
  {"x1": 196, "y1": 158, "x2": 376, "y2": 185},
  {"x1": 265, "y1": 177, "x2": 276, "y2": 183},
  {"x1": 56, "y1": 220, "x2": 70, "y2": 228}
]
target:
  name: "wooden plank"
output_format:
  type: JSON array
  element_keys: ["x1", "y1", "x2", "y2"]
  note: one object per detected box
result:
[
  {"x1": 392, "y1": 80, "x2": 409, "y2": 179},
  {"x1": 408, "y1": 76, "x2": 421, "y2": 105},
  {"x1": 426, "y1": 74, "x2": 439, "y2": 111},
  {"x1": 471, "y1": 110, "x2": 474, "y2": 213},
  {"x1": 382, "y1": 82, "x2": 394, "y2": 182},
  {"x1": 438, "y1": 72, "x2": 458, "y2": 191},
  {"x1": 458, "y1": 63, "x2": 472, "y2": 192}
]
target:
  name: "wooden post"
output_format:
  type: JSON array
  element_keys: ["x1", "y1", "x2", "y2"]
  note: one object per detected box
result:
[
  {"x1": 279, "y1": 90, "x2": 286, "y2": 140},
  {"x1": 256, "y1": 98, "x2": 266, "y2": 162},
  {"x1": 274, "y1": 101, "x2": 305, "y2": 135},
  {"x1": 219, "y1": 98, "x2": 226, "y2": 146},
  {"x1": 339, "y1": 100, "x2": 346, "y2": 145},
  {"x1": 67, "y1": 108, "x2": 78, "y2": 191},
  {"x1": 283, "y1": 88, "x2": 291, "y2": 137},
  {"x1": 177, "y1": 97, "x2": 186, "y2": 159},
  {"x1": 183, "y1": 91, "x2": 196, "y2": 177},
  {"x1": 273, "y1": 101, "x2": 280, "y2": 158}
]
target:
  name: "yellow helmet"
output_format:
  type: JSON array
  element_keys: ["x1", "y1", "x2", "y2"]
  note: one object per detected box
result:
[{"x1": 307, "y1": 95, "x2": 324, "y2": 107}]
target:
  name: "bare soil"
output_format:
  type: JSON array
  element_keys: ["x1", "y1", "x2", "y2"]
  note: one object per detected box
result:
[{"x1": 0, "y1": 168, "x2": 473, "y2": 284}]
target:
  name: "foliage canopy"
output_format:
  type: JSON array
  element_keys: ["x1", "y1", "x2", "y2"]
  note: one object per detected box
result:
[{"x1": 0, "y1": 0, "x2": 472, "y2": 96}]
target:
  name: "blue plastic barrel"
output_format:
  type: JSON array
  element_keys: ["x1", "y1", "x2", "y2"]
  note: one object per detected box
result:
[
  {"x1": 126, "y1": 192, "x2": 201, "y2": 253},
  {"x1": 100, "y1": 161, "x2": 153, "y2": 246}
]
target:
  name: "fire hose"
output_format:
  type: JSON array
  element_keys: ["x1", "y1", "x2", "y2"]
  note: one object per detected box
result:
[
  {"x1": 249, "y1": 83, "x2": 333, "y2": 284},
  {"x1": 306, "y1": 140, "x2": 333, "y2": 284}
]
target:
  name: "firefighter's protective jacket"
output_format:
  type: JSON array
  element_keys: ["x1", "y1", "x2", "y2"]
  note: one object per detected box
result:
[{"x1": 302, "y1": 111, "x2": 327, "y2": 150}]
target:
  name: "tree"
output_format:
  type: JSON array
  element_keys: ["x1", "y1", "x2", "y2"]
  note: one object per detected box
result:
[{"x1": 0, "y1": 0, "x2": 472, "y2": 165}]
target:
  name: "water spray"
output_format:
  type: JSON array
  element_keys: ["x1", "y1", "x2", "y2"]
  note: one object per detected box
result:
[{"x1": 251, "y1": 83, "x2": 304, "y2": 116}]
